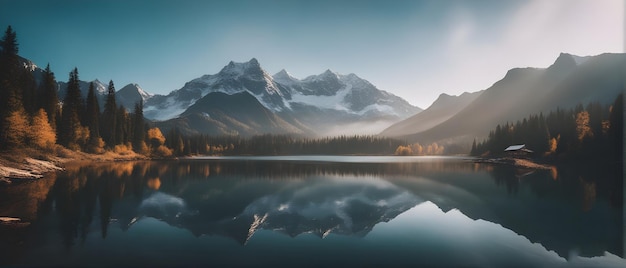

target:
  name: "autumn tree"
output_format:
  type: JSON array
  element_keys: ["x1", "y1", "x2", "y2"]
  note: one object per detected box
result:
[
  {"x1": 147, "y1": 127, "x2": 172, "y2": 157},
  {"x1": 3, "y1": 109, "x2": 29, "y2": 147},
  {"x1": 29, "y1": 109, "x2": 56, "y2": 150},
  {"x1": 576, "y1": 110, "x2": 593, "y2": 142}
]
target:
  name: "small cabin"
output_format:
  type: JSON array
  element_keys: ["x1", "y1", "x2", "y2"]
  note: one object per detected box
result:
[{"x1": 504, "y1": 144, "x2": 534, "y2": 157}]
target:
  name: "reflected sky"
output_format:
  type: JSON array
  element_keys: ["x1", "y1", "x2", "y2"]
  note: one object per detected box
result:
[{"x1": 0, "y1": 157, "x2": 622, "y2": 267}]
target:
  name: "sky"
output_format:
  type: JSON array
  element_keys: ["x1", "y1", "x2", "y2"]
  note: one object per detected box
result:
[{"x1": 0, "y1": 0, "x2": 623, "y2": 109}]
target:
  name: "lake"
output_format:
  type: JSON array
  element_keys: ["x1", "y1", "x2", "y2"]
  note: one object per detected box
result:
[{"x1": 0, "y1": 156, "x2": 623, "y2": 267}]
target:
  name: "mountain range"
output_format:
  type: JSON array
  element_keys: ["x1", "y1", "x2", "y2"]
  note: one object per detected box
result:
[
  {"x1": 20, "y1": 52, "x2": 625, "y2": 144},
  {"x1": 144, "y1": 58, "x2": 421, "y2": 136},
  {"x1": 384, "y1": 52, "x2": 625, "y2": 145},
  {"x1": 19, "y1": 56, "x2": 152, "y2": 112}
]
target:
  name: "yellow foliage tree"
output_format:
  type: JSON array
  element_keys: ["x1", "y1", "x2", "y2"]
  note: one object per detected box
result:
[
  {"x1": 29, "y1": 109, "x2": 56, "y2": 149},
  {"x1": 3, "y1": 109, "x2": 29, "y2": 147},
  {"x1": 576, "y1": 110, "x2": 593, "y2": 142},
  {"x1": 545, "y1": 135, "x2": 559, "y2": 156},
  {"x1": 147, "y1": 128, "x2": 166, "y2": 148},
  {"x1": 147, "y1": 127, "x2": 172, "y2": 157},
  {"x1": 394, "y1": 145, "x2": 413, "y2": 156}
]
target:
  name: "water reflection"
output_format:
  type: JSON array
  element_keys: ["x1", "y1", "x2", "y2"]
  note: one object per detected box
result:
[{"x1": 0, "y1": 157, "x2": 622, "y2": 267}]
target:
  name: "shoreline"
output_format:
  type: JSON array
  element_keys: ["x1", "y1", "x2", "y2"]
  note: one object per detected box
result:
[
  {"x1": 0, "y1": 146, "x2": 148, "y2": 185},
  {"x1": 473, "y1": 157, "x2": 554, "y2": 170}
]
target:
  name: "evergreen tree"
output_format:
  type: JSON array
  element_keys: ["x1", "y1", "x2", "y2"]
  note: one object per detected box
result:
[
  {"x1": 85, "y1": 82, "x2": 103, "y2": 152},
  {"x1": 59, "y1": 68, "x2": 84, "y2": 148},
  {"x1": 608, "y1": 94, "x2": 623, "y2": 161},
  {"x1": 0, "y1": 25, "x2": 23, "y2": 148},
  {"x1": 132, "y1": 101, "x2": 146, "y2": 153},
  {"x1": 470, "y1": 139, "x2": 477, "y2": 156},
  {"x1": 101, "y1": 80, "x2": 117, "y2": 147},
  {"x1": 40, "y1": 64, "x2": 59, "y2": 127},
  {"x1": 115, "y1": 105, "x2": 129, "y2": 145},
  {"x1": 19, "y1": 67, "x2": 37, "y2": 115}
]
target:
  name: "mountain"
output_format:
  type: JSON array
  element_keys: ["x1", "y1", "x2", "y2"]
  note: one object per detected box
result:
[
  {"x1": 144, "y1": 58, "x2": 290, "y2": 121},
  {"x1": 380, "y1": 91, "x2": 482, "y2": 137},
  {"x1": 17, "y1": 56, "x2": 153, "y2": 112},
  {"x1": 144, "y1": 58, "x2": 421, "y2": 136},
  {"x1": 116, "y1": 83, "x2": 153, "y2": 109},
  {"x1": 403, "y1": 52, "x2": 626, "y2": 144},
  {"x1": 277, "y1": 69, "x2": 421, "y2": 135},
  {"x1": 58, "y1": 80, "x2": 152, "y2": 111},
  {"x1": 156, "y1": 91, "x2": 306, "y2": 136},
  {"x1": 58, "y1": 79, "x2": 108, "y2": 104}
]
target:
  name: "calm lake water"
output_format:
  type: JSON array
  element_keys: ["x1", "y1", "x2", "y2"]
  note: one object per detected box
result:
[{"x1": 0, "y1": 156, "x2": 623, "y2": 267}]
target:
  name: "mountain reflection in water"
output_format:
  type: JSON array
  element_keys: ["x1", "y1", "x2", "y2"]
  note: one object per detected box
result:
[{"x1": 0, "y1": 157, "x2": 622, "y2": 267}]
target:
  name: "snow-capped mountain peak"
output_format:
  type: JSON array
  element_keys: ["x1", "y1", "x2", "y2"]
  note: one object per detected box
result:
[
  {"x1": 90, "y1": 79, "x2": 108, "y2": 94},
  {"x1": 133, "y1": 83, "x2": 153, "y2": 101},
  {"x1": 119, "y1": 83, "x2": 152, "y2": 101},
  {"x1": 144, "y1": 58, "x2": 420, "y2": 135},
  {"x1": 304, "y1": 69, "x2": 340, "y2": 82},
  {"x1": 219, "y1": 58, "x2": 263, "y2": 77},
  {"x1": 273, "y1": 69, "x2": 299, "y2": 85}
]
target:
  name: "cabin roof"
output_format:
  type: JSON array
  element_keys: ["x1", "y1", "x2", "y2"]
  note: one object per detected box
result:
[{"x1": 504, "y1": 144, "x2": 526, "y2": 151}]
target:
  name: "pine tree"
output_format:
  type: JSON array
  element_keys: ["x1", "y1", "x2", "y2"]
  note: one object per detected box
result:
[
  {"x1": 85, "y1": 82, "x2": 103, "y2": 152},
  {"x1": 59, "y1": 68, "x2": 84, "y2": 149},
  {"x1": 115, "y1": 105, "x2": 129, "y2": 146},
  {"x1": 608, "y1": 94, "x2": 623, "y2": 161},
  {"x1": 0, "y1": 25, "x2": 24, "y2": 148},
  {"x1": 101, "y1": 80, "x2": 117, "y2": 147},
  {"x1": 19, "y1": 67, "x2": 37, "y2": 115},
  {"x1": 470, "y1": 139, "x2": 477, "y2": 156},
  {"x1": 40, "y1": 64, "x2": 59, "y2": 127},
  {"x1": 132, "y1": 101, "x2": 146, "y2": 153}
]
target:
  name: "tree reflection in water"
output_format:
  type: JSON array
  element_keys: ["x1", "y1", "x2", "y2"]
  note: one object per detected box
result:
[{"x1": 0, "y1": 158, "x2": 622, "y2": 266}]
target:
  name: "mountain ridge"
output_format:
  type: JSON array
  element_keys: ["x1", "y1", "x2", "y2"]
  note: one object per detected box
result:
[{"x1": 397, "y1": 52, "x2": 625, "y2": 145}]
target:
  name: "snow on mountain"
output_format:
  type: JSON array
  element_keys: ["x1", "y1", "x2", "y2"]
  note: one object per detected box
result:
[
  {"x1": 144, "y1": 58, "x2": 420, "y2": 135},
  {"x1": 145, "y1": 58, "x2": 292, "y2": 121},
  {"x1": 117, "y1": 83, "x2": 153, "y2": 109},
  {"x1": 277, "y1": 69, "x2": 420, "y2": 120},
  {"x1": 272, "y1": 69, "x2": 299, "y2": 85},
  {"x1": 58, "y1": 79, "x2": 108, "y2": 101}
]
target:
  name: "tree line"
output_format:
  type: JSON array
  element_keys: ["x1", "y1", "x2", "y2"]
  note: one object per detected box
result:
[
  {"x1": 470, "y1": 93, "x2": 623, "y2": 162},
  {"x1": 164, "y1": 130, "x2": 406, "y2": 156},
  {"x1": 0, "y1": 26, "x2": 171, "y2": 157}
]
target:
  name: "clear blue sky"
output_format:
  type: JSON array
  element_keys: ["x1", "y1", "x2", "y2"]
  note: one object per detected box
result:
[{"x1": 0, "y1": 0, "x2": 623, "y2": 108}]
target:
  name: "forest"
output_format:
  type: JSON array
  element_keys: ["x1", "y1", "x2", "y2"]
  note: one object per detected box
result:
[
  {"x1": 0, "y1": 26, "x2": 171, "y2": 157},
  {"x1": 162, "y1": 131, "x2": 419, "y2": 156},
  {"x1": 471, "y1": 94, "x2": 623, "y2": 163}
]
